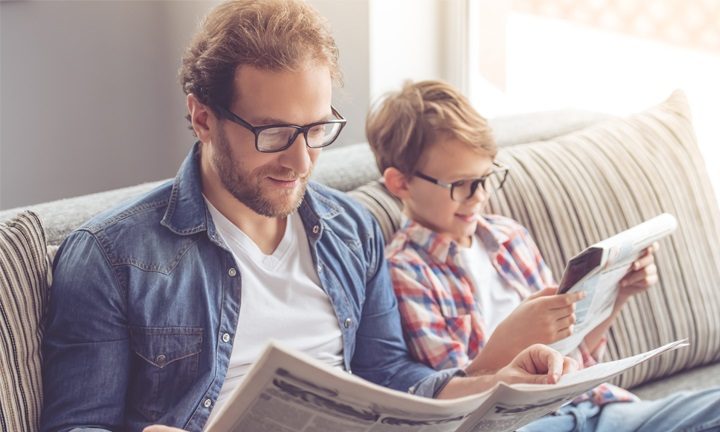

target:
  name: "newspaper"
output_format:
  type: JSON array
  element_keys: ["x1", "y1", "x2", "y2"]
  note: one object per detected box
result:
[
  {"x1": 205, "y1": 339, "x2": 687, "y2": 432},
  {"x1": 550, "y1": 213, "x2": 678, "y2": 354}
]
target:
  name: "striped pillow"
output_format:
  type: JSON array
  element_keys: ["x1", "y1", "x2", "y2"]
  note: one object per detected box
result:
[
  {"x1": 487, "y1": 90, "x2": 720, "y2": 389},
  {"x1": 352, "y1": 90, "x2": 720, "y2": 389},
  {"x1": 0, "y1": 211, "x2": 49, "y2": 432}
]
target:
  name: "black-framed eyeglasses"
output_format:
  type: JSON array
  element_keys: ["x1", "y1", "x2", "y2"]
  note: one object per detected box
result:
[
  {"x1": 414, "y1": 162, "x2": 509, "y2": 202},
  {"x1": 214, "y1": 105, "x2": 347, "y2": 153}
]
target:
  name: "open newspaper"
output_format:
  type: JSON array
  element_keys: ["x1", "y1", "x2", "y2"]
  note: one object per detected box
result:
[
  {"x1": 550, "y1": 213, "x2": 678, "y2": 354},
  {"x1": 205, "y1": 339, "x2": 687, "y2": 432}
]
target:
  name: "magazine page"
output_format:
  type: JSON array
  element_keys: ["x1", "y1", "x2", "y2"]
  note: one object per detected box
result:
[
  {"x1": 205, "y1": 339, "x2": 687, "y2": 432},
  {"x1": 551, "y1": 213, "x2": 678, "y2": 354}
]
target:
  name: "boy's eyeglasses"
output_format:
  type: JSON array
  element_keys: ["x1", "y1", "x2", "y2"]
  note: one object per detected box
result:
[
  {"x1": 414, "y1": 162, "x2": 509, "y2": 202},
  {"x1": 214, "y1": 105, "x2": 347, "y2": 153}
]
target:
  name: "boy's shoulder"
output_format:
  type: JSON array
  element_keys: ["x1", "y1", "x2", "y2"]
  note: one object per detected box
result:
[
  {"x1": 385, "y1": 222, "x2": 435, "y2": 267},
  {"x1": 480, "y1": 213, "x2": 532, "y2": 239}
]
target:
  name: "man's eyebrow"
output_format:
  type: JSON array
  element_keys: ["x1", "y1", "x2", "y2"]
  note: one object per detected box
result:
[{"x1": 251, "y1": 112, "x2": 333, "y2": 126}]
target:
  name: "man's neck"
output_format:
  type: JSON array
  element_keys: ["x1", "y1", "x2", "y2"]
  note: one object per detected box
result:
[{"x1": 205, "y1": 188, "x2": 288, "y2": 255}]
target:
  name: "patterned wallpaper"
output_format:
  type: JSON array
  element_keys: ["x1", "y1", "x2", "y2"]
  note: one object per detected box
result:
[{"x1": 512, "y1": 0, "x2": 720, "y2": 53}]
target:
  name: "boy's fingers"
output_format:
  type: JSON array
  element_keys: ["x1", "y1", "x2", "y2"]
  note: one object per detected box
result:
[
  {"x1": 622, "y1": 264, "x2": 658, "y2": 287},
  {"x1": 527, "y1": 286, "x2": 558, "y2": 300},
  {"x1": 547, "y1": 292, "x2": 585, "y2": 310},
  {"x1": 632, "y1": 253, "x2": 655, "y2": 270}
]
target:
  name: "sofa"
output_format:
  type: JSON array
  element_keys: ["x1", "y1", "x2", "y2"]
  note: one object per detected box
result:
[{"x1": 2, "y1": 90, "x2": 719, "y2": 431}]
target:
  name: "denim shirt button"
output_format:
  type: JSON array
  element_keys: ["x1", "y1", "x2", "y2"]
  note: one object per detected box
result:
[
  {"x1": 222, "y1": 332, "x2": 231, "y2": 343},
  {"x1": 312, "y1": 225, "x2": 320, "y2": 234},
  {"x1": 203, "y1": 398, "x2": 212, "y2": 408},
  {"x1": 228, "y1": 267, "x2": 237, "y2": 277},
  {"x1": 155, "y1": 354, "x2": 167, "y2": 366},
  {"x1": 344, "y1": 318, "x2": 352, "y2": 328}
]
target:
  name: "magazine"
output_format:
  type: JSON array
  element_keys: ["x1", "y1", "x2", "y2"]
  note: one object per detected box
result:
[
  {"x1": 205, "y1": 339, "x2": 687, "y2": 432},
  {"x1": 551, "y1": 213, "x2": 678, "y2": 354}
]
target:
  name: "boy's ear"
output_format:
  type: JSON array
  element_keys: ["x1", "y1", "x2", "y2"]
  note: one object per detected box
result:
[{"x1": 383, "y1": 167, "x2": 411, "y2": 199}]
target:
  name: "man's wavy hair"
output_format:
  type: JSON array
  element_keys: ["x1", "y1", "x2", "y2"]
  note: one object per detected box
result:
[
  {"x1": 366, "y1": 80, "x2": 496, "y2": 176},
  {"x1": 179, "y1": 0, "x2": 341, "y2": 134}
]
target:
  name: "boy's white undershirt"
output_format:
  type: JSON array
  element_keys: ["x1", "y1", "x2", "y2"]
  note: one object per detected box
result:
[
  {"x1": 459, "y1": 235, "x2": 522, "y2": 335},
  {"x1": 204, "y1": 198, "x2": 343, "y2": 420}
]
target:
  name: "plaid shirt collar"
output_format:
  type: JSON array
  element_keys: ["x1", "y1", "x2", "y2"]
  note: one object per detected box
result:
[{"x1": 402, "y1": 216, "x2": 511, "y2": 264}]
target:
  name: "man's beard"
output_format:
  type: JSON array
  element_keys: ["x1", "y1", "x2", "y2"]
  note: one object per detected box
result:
[{"x1": 213, "y1": 129, "x2": 310, "y2": 218}]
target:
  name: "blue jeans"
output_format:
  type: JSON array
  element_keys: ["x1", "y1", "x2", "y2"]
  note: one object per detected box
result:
[{"x1": 518, "y1": 388, "x2": 720, "y2": 432}]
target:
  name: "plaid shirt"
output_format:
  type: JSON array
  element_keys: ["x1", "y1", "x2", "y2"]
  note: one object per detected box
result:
[{"x1": 386, "y1": 216, "x2": 638, "y2": 405}]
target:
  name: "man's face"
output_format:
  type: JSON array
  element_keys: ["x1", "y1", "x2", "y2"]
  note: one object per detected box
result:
[{"x1": 207, "y1": 63, "x2": 333, "y2": 217}]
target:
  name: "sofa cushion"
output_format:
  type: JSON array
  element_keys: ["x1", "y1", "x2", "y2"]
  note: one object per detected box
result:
[
  {"x1": 350, "y1": 90, "x2": 720, "y2": 390},
  {"x1": 0, "y1": 211, "x2": 49, "y2": 432}
]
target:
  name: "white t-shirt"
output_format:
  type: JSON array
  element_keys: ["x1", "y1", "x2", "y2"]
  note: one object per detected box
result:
[
  {"x1": 204, "y1": 199, "x2": 344, "y2": 418},
  {"x1": 459, "y1": 235, "x2": 522, "y2": 335}
]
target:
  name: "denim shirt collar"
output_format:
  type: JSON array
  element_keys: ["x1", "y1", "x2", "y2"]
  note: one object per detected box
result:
[{"x1": 160, "y1": 142, "x2": 345, "y2": 237}]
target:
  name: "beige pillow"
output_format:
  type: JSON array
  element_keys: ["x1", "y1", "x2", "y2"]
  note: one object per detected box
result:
[
  {"x1": 0, "y1": 211, "x2": 50, "y2": 432},
  {"x1": 351, "y1": 90, "x2": 720, "y2": 389}
]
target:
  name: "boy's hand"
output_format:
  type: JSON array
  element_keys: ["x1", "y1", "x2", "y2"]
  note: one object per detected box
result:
[
  {"x1": 470, "y1": 287, "x2": 584, "y2": 371},
  {"x1": 617, "y1": 243, "x2": 659, "y2": 306}
]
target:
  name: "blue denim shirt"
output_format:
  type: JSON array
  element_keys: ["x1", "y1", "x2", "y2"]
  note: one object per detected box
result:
[{"x1": 41, "y1": 144, "x2": 458, "y2": 432}]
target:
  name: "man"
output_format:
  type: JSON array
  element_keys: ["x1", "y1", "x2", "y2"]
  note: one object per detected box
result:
[{"x1": 40, "y1": 1, "x2": 575, "y2": 431}]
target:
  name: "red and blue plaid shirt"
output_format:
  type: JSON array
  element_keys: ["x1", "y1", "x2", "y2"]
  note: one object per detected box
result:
[{"x1": 386, "y1": 216, "x2": 638, "y2": 405}]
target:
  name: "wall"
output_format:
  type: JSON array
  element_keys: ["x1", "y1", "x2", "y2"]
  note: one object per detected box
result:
[
  {"x1": 0, "y1": 0, "x2": 457, "y2": 210},
  {"x1": 0, "y1": 1, "x2": 216, "y2": 210}
]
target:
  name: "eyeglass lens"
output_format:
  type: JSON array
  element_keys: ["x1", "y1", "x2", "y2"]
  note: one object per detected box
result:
[
  {"x1": 257, "y1": 122, "x2": 343, "y2": 152},
  {"x1": 450, "y1": 170, "x2": 507, "y2": 201}
]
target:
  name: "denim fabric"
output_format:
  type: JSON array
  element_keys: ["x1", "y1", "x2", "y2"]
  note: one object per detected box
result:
[
  {"x1": 517, "y1": 388, "x2": 720, "y2": 432},
  {"x1": 41, "y1": 143, "x2": 456, "y2": 432}
]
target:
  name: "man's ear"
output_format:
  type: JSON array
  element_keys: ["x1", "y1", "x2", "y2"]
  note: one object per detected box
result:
[
  {"x1": 383, "y1": 167, "x2": 411, "y2": 200},
  {"x1": 187, "y1": 94, "x2": 214, "y2": 143}
]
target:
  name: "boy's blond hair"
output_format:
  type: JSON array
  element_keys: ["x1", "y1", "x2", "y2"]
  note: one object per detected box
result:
[{"x1": 366, "y1": 80, "x2": 496, "y2": 175}]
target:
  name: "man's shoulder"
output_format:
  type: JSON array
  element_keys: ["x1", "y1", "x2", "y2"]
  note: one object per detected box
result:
[
  {"x1": 305, "y1": 181, "x2": 376, "y2": 229},
  {"x1": 80, "y1": 180, "x2": 174, "y2": 235}
]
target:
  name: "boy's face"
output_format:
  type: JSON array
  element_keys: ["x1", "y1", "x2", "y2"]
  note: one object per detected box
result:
[{"x1": 403, "y1": 138, "x2": 494, "y2": 247}]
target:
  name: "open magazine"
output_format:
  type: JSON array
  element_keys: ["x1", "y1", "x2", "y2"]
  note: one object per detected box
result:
[
  {"x1": 550, "y1": 213, "x2": 678, "y2": 354},
  {"x1": 205, "y1": 339, "x2": 687, "y2": 432}
]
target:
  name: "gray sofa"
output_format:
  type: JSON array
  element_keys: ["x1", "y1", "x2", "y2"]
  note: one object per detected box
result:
[{"x1": 2, "y1": 92, "x2": 719, "y2": 432}]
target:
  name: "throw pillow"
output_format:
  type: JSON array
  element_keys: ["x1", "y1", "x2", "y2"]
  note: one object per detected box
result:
[{"x1": 0, "y1": 211, "x2": 49, "y2": 432}]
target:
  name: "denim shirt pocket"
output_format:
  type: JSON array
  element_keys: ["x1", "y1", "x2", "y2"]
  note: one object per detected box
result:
[{"x1": 129, "y1": 326, "x2": 203, "y2": 422}]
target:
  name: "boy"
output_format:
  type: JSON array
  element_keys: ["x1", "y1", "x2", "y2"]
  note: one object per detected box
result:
[{"x1": 366, "y1": 80, "x2": 720, "y2": 431}]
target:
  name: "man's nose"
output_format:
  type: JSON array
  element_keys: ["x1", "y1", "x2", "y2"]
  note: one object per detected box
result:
[{"x1": 279, "y1": 132, "x2": 313, "y2": 175}]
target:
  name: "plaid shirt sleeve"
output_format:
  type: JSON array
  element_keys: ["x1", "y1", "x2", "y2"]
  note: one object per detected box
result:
[{"x1": 389, "y1": 260, "x2": 475, "y2": 370}]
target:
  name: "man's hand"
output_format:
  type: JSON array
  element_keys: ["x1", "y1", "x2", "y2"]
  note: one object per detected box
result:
[
  {"x1": 617, "y1": 243, "x2": 659, "y2": 307},
  {"x1": 495, "y1": 344, "x2": 578, "y2": 385},
  {"x1": 437, "y1": 345, "x2": 577, "y2": 399},
  {"x1": 471, "y1": 287, "x2": 584, "y2": 371},
  {"x1": 143, "y1": 426, "x2": 188, "y2": 432}
]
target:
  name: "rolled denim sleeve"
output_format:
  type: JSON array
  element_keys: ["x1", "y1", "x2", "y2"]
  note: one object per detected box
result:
[
  {"x1": 409, "y1": 367, "x2": 465, "y2": 398},
  {"x1": 350, "y1": 215, "x2": 453, "y2": 397},
  {"x1": 41, "y1": 230, "x2": 129, "y2": 432}
]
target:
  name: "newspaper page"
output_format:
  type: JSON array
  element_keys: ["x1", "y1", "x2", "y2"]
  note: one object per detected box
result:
[
  {"x1": 550, "y1": 213, "x2": 678, "y2": 354},
  {"x1": 205, "y1": 339, "x2": 686, "y2": 432}
]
